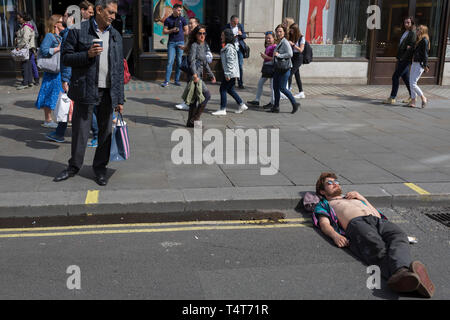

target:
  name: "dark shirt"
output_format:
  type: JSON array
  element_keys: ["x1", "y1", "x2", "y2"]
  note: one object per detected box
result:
[
  {"x1": 164, "y1": 15, "x2": 187, "y2": 43},
  {"x1": 413, "y1": 38, "x2": 429, "y2": 68}
]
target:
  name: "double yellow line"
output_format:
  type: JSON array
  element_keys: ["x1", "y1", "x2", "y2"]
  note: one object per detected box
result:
[{"x1": 0, "y1": 218, "x2": 312, "y2": 239}]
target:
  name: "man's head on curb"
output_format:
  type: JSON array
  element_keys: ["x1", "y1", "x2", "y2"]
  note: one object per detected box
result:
[
  {"x1": 230, "y1": 15, "x2": 239, "y2": 28},
  {"x1": 172, "y1": 4, "x2": 182, "y2": 17},
  {"x1": 95, "y1": 0, "x2": 118, "y2": 28},
  {"x1": 316, "y1": 172, "x2": 342, "y2": 199}
]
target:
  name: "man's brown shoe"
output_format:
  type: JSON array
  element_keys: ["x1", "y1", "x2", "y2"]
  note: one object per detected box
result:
[
  {"x1": 387, "y1": 267, "x2": 420, "y2": 293},
  {"x1": 411, "y1": 261, "x2": 435, "y2": 298}
]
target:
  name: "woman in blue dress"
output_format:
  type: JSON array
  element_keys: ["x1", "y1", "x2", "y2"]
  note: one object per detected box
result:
[{"x1": 35, "y1": 14, "x2": 64, "y2": 129}]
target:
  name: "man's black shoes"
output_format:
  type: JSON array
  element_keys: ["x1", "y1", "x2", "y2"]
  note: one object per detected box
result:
[
  {"x1": 54, "y1": 168, "x2": 78, "y2": 182},
  {"x1": 95, "y1": 173, "x2": 108, "y2": 186}
]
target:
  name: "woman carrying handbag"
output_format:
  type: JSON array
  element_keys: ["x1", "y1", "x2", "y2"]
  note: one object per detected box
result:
[
  {"x1": 35, "y1": 15, "x2": 65, "y2": 129},
  {"x1": 15, "y1": 12, "x2": 36, "y2": 90},
  {"x1": 267, "y1": 24, "x2": 300, "y2": 114}
]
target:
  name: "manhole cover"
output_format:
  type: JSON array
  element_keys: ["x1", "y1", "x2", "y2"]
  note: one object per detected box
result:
[{"x1": 425, "y1": 213, "x2": 450, "y2": 228}]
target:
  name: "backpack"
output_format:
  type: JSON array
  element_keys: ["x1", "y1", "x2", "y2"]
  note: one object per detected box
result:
[
  {"x1": 124, "y1": 59, "x2": 131, "y2": 84},
  {"x1": 302, "y1": 39, "x2": 313, "y2": 64},
  {"x1": 302, "y1": 192, "x2": 320, "y2": 213}
]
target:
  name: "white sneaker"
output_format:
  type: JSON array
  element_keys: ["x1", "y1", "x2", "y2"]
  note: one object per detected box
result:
[
  {"x1": 295, "y1": 92, "x2": 306, "y2": 99},
  {"x1": 235, "y1": 104, "x2": 248, "y2": 114},
  {"x1": 175, "y1": 103, "x2": 189, "y2": 110},
  {"x1": 41, "y1": 121, "x2": 58, "y2": 129},
  {"x1": 212, "y1": 109, "x2": 227, "y2": 116}
]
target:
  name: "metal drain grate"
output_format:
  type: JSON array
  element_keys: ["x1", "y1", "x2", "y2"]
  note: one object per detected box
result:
[{"x1": 425, "y1": 214, "x2": 450, "y2": 228}]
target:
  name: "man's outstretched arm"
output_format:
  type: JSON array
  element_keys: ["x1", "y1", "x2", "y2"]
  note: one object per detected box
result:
[{"x1": 319, "y1": 217, "x2": 349, "y2": 248}]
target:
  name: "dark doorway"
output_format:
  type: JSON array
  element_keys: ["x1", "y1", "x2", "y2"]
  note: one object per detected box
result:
[
  {"x1": 205, "y1": 0, "x2": 228, "y2": 53},
  {"x1": 51, "y1": 0, "x2": 78, "y2": 15}
]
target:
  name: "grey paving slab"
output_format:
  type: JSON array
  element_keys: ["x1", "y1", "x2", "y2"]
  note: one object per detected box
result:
[{"x1": 1, "y1": 83, "x2": 450, "y2": 216}]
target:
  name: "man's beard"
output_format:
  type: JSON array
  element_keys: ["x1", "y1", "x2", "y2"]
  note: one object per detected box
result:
[{"x1": 328, "y1": 186, "x2": 342, "y2": 198}]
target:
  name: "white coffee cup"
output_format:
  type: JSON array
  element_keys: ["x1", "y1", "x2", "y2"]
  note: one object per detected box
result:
[{"x1": 93, "y1": 39, "x2": 103, "y2": 48}]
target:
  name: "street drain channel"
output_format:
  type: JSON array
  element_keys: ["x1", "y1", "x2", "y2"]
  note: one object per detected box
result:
[{"x1": 425, "y1": 213, "x2": 450, "y2": 228}]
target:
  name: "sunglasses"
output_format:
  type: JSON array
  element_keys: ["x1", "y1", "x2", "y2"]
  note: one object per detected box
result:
[
  {"x1": 198, "y1": 32, "x2": 207, "y2": 35},
  {"x1": 326, "y1": 180, "x2": 340, "y2": 186},
  {"x1": 265, "y1": 31, "x2": 274, "y2": 35}
]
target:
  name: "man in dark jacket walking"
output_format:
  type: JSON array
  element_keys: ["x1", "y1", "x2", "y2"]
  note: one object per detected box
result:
[
  {"x1": 383, "y1": 16, "x2": 416, "y2": 105},
  {"x1": 224, "y1": 15, "x2": 247, "y2": 89},
  {"x1": 54, "y1": 0, "x2": 124, "y2": 186}
]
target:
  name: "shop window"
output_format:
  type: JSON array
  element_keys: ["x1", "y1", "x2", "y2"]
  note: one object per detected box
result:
[
  {"x1": 147, "y1": 0, "x2": 204, "y2": 52},
  {"x1": 415, "y1": 0, "x2": 445, "y2": 57},
  {"x1": 1, "y1": 0, "x2": 42, "y2": 48},
  {"x1": 284, "y1": 0, "x2": 370, "y2": 58}
]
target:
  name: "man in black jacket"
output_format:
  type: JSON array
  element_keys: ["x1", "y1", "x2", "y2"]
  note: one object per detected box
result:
[
  {"x1": 224, "y1": 15, "x2": 247, "y2": 89},
  {"x1": 384, "y1": 16, "x2": 416, "y2": 105},
  {"x1": 54, "y1": 0, "x2": 124, "y2": 186}
]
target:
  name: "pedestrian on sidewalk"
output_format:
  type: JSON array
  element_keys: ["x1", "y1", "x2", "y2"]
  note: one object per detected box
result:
[
  {"x1": 224, "y1": 15, "x2": 247, "y2": 89},
  {"x1": 80, "y1": 1, "x2": 95, "y2": 22},
  {"x1": 54, "y1": 0, "x2": 124, "y2": 187},
  {"x1": 46, "y1": 8, "x2": 74, "y2": 143},
  {"x1": 212, "y1": 29, "x2": 248, "y2": 116},
  {"x1": 313, "y1": 172, "x2": 435, "y2": 298},
  {"x1": 161, "y1": 3, "x2": 188, "y2": 88},
  {"x1": 175, "y1": 16, "x2": 200, "y2": 111},
  {"x1": 184, "y1": 25, "x2": 216, "y2": 127},
  {"x1": 267, "y1": 24, "x2": 300, "y2": 114},
  {"x1": 35, "y1": 14, "x2": 65, "y2": 129},
  {"x1": 288, "y1": 24, "x2": 306, "y2": 99},
  {"x1": 384, "y1": 16, "x2": 416, "y2": 105},
  {"x1": 407, "y1": 25, "x2": 430, "y2": 108},
  {"x1": 247, "y1": 31, "x2": 277, "y2": 109},
  {"x1": 15, "y1": 12, "x2": 37, "y2": 90}
]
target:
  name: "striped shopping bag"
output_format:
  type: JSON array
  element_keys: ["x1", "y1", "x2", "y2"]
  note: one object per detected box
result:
[{"x1": 110, "y1": 113, "x2": 130, "y2": 162}]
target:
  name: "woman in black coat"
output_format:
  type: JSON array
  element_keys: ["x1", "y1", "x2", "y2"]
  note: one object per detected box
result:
[{"x1": 408, "y1": 25, "x2": 430, "y2": 108}]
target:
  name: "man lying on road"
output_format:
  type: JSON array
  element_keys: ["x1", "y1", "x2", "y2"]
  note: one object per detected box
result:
[{"x1": 312, "y1": 172, "x2": 435, "y2": 298}]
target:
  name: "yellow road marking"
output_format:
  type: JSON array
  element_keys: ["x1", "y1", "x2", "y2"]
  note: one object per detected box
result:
[
  {"x1": 0, "y1": 218, "x2": 308, "y2": 233},
  {"x1": 85, "y1": 190, "x2": 100, "y2": 205},
  {"x1": 404, "y1": 183, "x2": 431, "y2": 195},
  {"x1": 0, "y1": 223, "x2": 312, "y2": 239}
]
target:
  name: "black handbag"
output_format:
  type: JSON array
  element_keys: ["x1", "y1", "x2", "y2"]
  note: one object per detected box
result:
[
  {"x1": 261, "y1": 62, "x2": 274, "y2": 78},
  {"x1": 274, "y1": 56, "x2": 291, "y2": 73}
]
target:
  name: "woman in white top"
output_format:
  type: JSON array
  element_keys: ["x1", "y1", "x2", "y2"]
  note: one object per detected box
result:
[{"x1": 288, "y1": 23, "x2": 306, "y2": 99}]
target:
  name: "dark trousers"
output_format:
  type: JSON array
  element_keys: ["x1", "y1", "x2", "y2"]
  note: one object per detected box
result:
[
  {"x1": 21, "y1": 53, "x2": 33, "y2": 86},
  {"x1": 220, "y1": 78, "x2": 243, "y2": 110},
  {"x1": 68, "y1": 88, "x2": 113, "y2": 175},
  {"x1": 288, "y1": 52, "x2": 303, "y2": 92},
  {"x1": 346, "y1": 216, "x2": 412, "y2": 279},
  {"x1": 390, "y1": 60, "x2": 412, "y2": 99},
  {"x1": 187, "y1": 85, "x2": 211, "y2": 126},
  {"x1": 30, "y1": 51, "x2": 39, "y2": 81}
]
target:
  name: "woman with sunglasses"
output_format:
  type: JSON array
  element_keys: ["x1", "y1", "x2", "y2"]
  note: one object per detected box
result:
[
  {"x1": 35, "y1": 15, "x2": 65, "y2": 129},
  {"x1": 247, "y1": 31, "x2": 277, "y2": 109},
  {"x1": 185, "y1": 25, "x2": 216, "y2": 127}
]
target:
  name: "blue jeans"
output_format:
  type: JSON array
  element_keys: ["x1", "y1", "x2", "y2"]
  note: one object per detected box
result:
[
  {"x1": 273, "y1": 69, "x2": 296, "y2": 108},
  {"x1": 390, "y1": 60, "x2": 412, "y2": 99},
  {"x1": 237, "y1": 49, "x2": 244, "y2": 86},
  {"x1": 92, "y1": 105, "x2": 99, "y2": 140},
  {"x1": 220, "y1": 78, "x2": 243, "y2": 110},
  {"x1": 165, "y1": 41, "x2": 184, "y2": 83}
]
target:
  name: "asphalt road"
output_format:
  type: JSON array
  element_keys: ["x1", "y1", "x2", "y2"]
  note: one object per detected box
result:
[{"x1": 0, "y1": 207, "x2": 448, "y2": 301}]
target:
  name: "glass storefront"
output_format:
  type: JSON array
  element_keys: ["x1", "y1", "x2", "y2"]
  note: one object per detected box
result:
[
  {"x1": 283, "y1": 0, "x2": 370, "y2": 58},
  {"x1": 0, "y1": 0, "x2": 42, "y2": 48}
]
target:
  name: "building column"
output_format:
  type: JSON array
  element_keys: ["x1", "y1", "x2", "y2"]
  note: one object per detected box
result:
[{"x1": 239, "y1": 0, "x2": 284, "y2": 85}]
